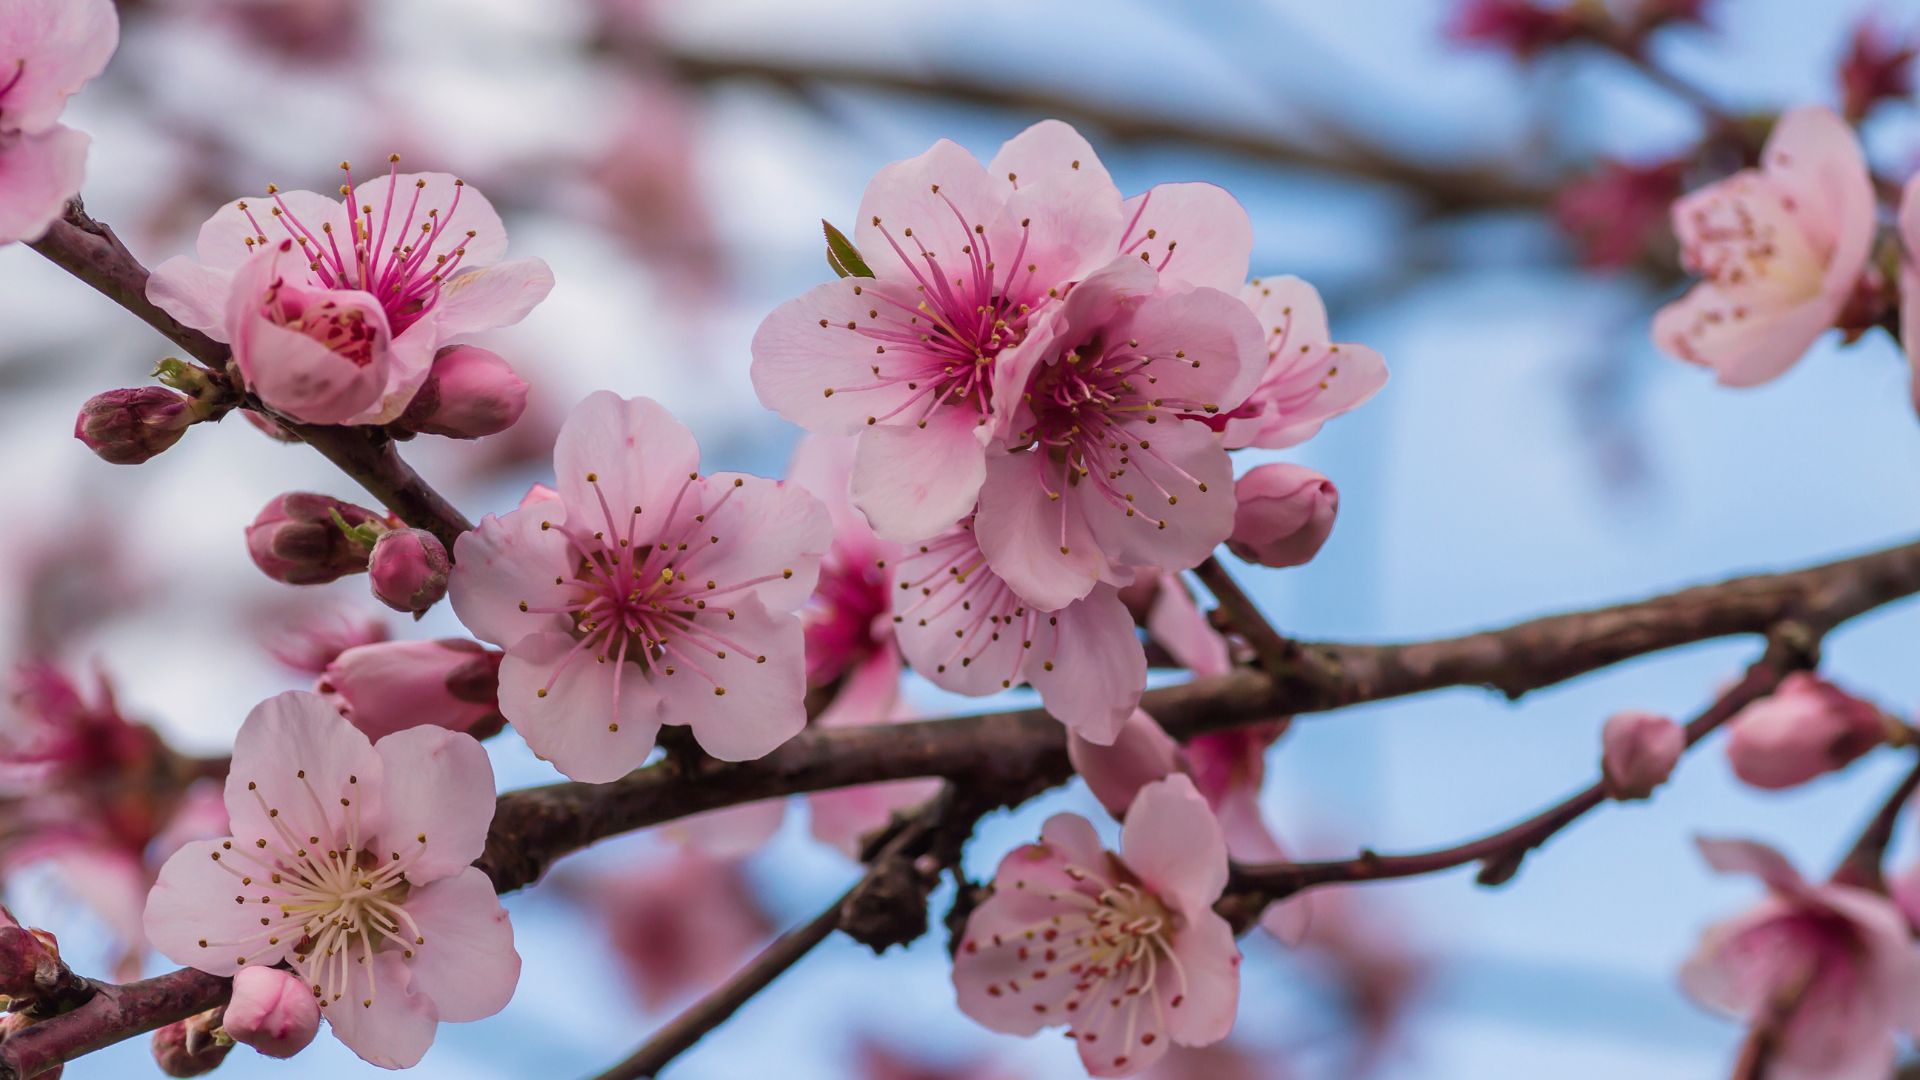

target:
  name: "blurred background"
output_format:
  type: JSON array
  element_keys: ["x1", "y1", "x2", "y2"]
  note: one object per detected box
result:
[{"x1": 4, "y1": 0, "x2": 1920, "y2": 1076}]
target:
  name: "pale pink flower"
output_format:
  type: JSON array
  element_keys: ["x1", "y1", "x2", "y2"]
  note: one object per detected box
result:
[
  {"x1": 148, "y1": 161, "x2": 552, "y2": 423},
  {"x1": 1213, "y1": 277, "x2": 1385, "y2": 451},
  {"x1": 889, "y1": 517, "x2": 1144, "y2": 745},
  {"x1": 752, "y1": 121, "x2": 1127, "y2": 543},
  {"x1": 1226, "y1": 464, "x2": 1338, "y2": 569},
  {"x1": 144, "y1": 691, "x2": 518, "y2": 1070},
  {"x1": 1652, "y1": 106, "x2": 1876, "y2": 387},
  {"x1": 953, "y1": 775, "x2": 1240, "y2": 1077},
  {"x1": 1599, "y1": 710, "x2": 1684, "y2": 799},
  {"x1": 1682, "y1": 837, "x2": 1920, "y2": 1080},
  {"x1": 317, "y1": 639, "x2": 503, "y2": 741},
  {"x1": 979, "y1": 258, "x2": 1263, "y2": 609},
  {"x1": 1722, "y1": 672, "x2": 1888, "y2": 790},
  {"x1": 563, "y1": 851, "x2": 772, "y2": 1012},
  {"x1": 223, "y1": 965, "x2": 320, "y2": 1059},
  {"x1": 449, "y1": 393, "x2": 832, "y2": 781},
  {"x1": 0, "y1": 0, "x2": 117, "y2": 245}
]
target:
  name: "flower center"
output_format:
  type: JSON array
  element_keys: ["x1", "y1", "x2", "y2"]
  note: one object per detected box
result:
[
  {"x1": 260, "y1": 279, "x2": 380, "y2": 367},
  {"x1": 1681, "y1": 175, "x2": 1827, "y2": 304}
]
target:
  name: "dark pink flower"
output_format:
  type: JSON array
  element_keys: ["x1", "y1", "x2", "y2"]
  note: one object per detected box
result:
[
  {"x1": 0, "y1": 0, "x2": 117, "y2": 244},
  {"x1": 1600, "y1": 709, "x2": 1683, "y2": 799},
  {"x1": 395, "y1": 345, "x2": 528, "y2": 440},
  {"x1": 367, "y1": 528, "x2": 450, "y2": 613},
  {"x1": 1553, "y1": 158, "x2": 1688, "y2": 270},
  {"x1": 1227, "y1": 464, "x2": 1337, "y2": 569},
  {"x1": 1446, "y1": 0, "x2": 1585, "y2": 59},
  {"x1": 1840, "y1": 17, "x2": 1917, "y2": 122}
]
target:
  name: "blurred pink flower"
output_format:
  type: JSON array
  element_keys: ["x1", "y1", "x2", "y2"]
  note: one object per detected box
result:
[
  {"x1": 1652, "y1": 106, "x2": 1875, "y2": 387},
  {"x1": 1683, "y1": 837, "x2": 1920, "y2": 1080},
  {"x1": 1722, "y1": 672, "x2": 1887, "y2": 790},
  {"x1": 1553, "y1": 158, "x2": 1688, "y2": 270},
  {"x1": 565, "y1": 851, "x2": 773, "y2": 1012},
  {"x1": 1446, "y1": 0, "x2": 1586, "y2": 59},
  {"x1": 857, "y1": 1039, "x2": 1026, "y2": 1080},
  {"x1": 1839, "y1": 16, "x2": 1917, "y2": 122},
  {"x1": 0, "y1": 0, "x2": 117, "y2": 244},
  {"x1": 954, "y1": 776, "x2": 1240, "y2": 1077},
  {"x1": 1599, "y1": 709, "x2": 1684, "y2": 799},
  {"x1": 450, "y1": 393, "x2": 830, "y2": 781}
]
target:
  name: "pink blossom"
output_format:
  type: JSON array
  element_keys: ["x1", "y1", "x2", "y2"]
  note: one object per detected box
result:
[
  {"x1": 0, "y1": 0, "x2": 117, "y2": 245},
  {"x1": 1840, "y1": 17, "x2": 1917, "y2": 122},
  {"x1": 658, "y1": 800, "x2": 787, "y2": 859},
  {"x1": 1599, "y1": 710, "x2": 1684, "y2": 799},
  {"x1": 1226, "y1": 464, "x2": 1338, "y2": 569},
  {"x1": 953, "y1": 775, "x2": 1241, "y2": 1077},
  {"x1": 223, "y1": 965, "x2": 320, "y2": 1059},
  {"x1": 368, "y1": 528, "x2": 450, "y2": 613},
  {"x1": 1652, "y1": 106, "x2": 1876, "y2": 387},
  {"x1": 144, "y1": 691, "x2": 518, "y2": 1069},
  {"x1": 890, "y1": 517, "x2": 1144, "y2": 745},
  {"x1": 1553, "y1": 158, "x2": 1689, "y2": 271},
  {"x1": 395, "y1": 345, "x2": 528, "y2": 440},
  {"x1": 1722, "y1": 672, "x2": 1888, "y2": 790},
  {"x1": 449, "y1": 392, "x2": 832, "y2": 781},
  {"x1": 1446, "y1": 0, "x2": 1586, "y2": 59},
  {"x1": 265, "y1": 606, "x2": 389, "y2": 674},
  {"x1": 1682, "y1": 837, "x2": 1920, "y2": 1080},
  {"x1": 317, "y1": 639, "x2": 504, "y2": 741},
  {"x1": 752, "y1": 121, "x2": 1128, "y2": 543},
  {"x1": 1213, "y1": 277, "x2": 1386, "y2": 451},
  {"x1": 789, "y1": 435, "x2": 901, "y2": 703},
  {"x1": 147, "y1": 160, "x2": 552, "y2": 424},
  {"x1": 564, "y1": 851, "x2": 772, "y2": 1011}
]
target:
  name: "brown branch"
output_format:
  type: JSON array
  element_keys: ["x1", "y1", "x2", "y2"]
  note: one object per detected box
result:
[
  {"x1": 1831, "y1": 755, "x2": 1920, "y2": 892},
  {"x1": 0, "y1": 969, "x2": 229, "y2": 1080},
  {"x1": 657, "y1": 49, "x2": 1556, "y2": 216},
  {"x1": 27, "y1": 203, "x2": 473, "y2": 549}
]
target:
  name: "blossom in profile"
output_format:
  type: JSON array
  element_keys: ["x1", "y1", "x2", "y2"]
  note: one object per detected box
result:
[
  {"x1": 1212, "y1": 277, "x2": 1385, "y2": 452},
  {"x1": 450, "y1": 392, "x2": 831, "y2": 781},
  {"x1": 1652, "y1": 106, "x2": 1875, "y2": 387},
  {"x1": 1721, "y1": 672, "x2": 1888, "y2": 790},
  {"x1": 752, "y1": 121, "x2": 1127, "y2": 543},
  {"x1": 0, "y1": 0, "x2": 118, "y2": 244},
  {"x1": 953, "y1": 775, "x2": 1240, "y2": 1077},
  {"x1": 147, "y1": 160, "x2": 552, "y2": 424},
  {"x1": 1682, "y1": 837, "x2": 1920, "y2": 1080},
  {"x1": 144, "y1": 691, "x2": 518, "y2": 1069}
]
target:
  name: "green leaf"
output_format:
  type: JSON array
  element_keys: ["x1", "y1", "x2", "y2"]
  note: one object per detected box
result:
[{"x1": 823, "y1": 219, "x2": 875, "y2": 279}]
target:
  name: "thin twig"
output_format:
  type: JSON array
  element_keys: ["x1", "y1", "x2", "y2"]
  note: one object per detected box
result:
[
  {"x1": 1831, "y1": 755, "x2": 1920, "y2": 891},
  {"x1": 1194, "y1": 557, "x2": 1299, "y2": 677}
]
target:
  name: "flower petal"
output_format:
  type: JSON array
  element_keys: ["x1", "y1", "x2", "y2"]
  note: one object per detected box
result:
[
  {"x1": 224, "y1": 691, "x2": 383, "y2": 861},
  {"x1": 656, "y1": 595, "x2": 808, "y2": 762},
  {"x1": 373, "y1": 726, "x2": 496, "y2": 882},
  {"x1": 850, "y1": 407, "x2": 989, "y2": 544},
  {"x1": 552, "y1": 392, "x2": 701, "y2": 536},
  {"x1": 497, "y1": 632, "x2": 664, "y2": 784},
  {"x1": 143, "y1": 839, "x2": 294, "y2": 975},
  {"x1": 1120, "y1": 775, "x2": 1229, "y2": 918},
  {"x1": 448, "y1": 505, "x2": 575, "y2": 647},
  {"x1": 1118, "y1": 183, "x2": 1252, "y2": 293},
  {"x1": 399, "y1": 867, "x2": 519, "y2": 1023},
  {"x1": 434, "y1": 258, "x2": 554, "y2": 337},
  {"x1": 1027, "y1": 587, "x2": 1146, "y2": 745},
  {"x1": 317, "y1": 949, "x2": 439, "y2": 1070},
  {"x1": 0, "y1": 126, "x2": 87, "y2": 246}
]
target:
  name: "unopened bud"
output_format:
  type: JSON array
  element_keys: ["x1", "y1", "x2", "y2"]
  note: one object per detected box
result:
[
  {"x1": 396, "y1": 345, "x2": 528, "y2": 439},
  {"x1": 319, "y1": 638, "x2": 505, "y2": 740},
  {"x1": 368, "y1": 529, "x2": 450, "y2": 613},
  {"x1": 246, "y1": 493, "x2": 386, "y2": 585},
  {"x1": 151, "y1": 1008, "x2": 232, "y2": 1076},
  {"x1": 1600, "y1": 710, "x2": 1684, "y2": 799},
  {"x1": 1724, "y1": 672, "x2": 1890, "y2": 790},
  {"x1": 74, "y1": 388, "x2": 198, "y2": 465},
  {"x1": 221, "y1": 966, "x2": 318, "y2": 1059},
  {"x1": 1227, "y1": 463, "x2": 1338, "y2": 568}
]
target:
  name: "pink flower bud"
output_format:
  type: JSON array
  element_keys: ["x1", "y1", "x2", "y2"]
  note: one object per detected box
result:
[
  {"x1": 1724, "y1": 673, "x2": 1889, "y2": 790},
  {"x1": 245, "y1": 493, "x2": 385, "y2": 586},
  {"x1": 222, "y1": 966, "x2": 318, "y2": 1059},
  {"x1": 368, "y1": 528, "x2": 450, "y2": 613},
  {"x1": 0, "y1": 909, "x2": 62, "y2": 1000},
  {"x1": 318, "y1": 639, "x2": 504, "y2": 740},
  {"x1": 1227, "y1": 463, "x2": 1338, "y2": 568},
  {"x1": 397, "y1": 345, "x2": 529, "y2": 439},
  {"x1": 73, "y1": 388, "x2": 196, "y2": 465},
  {"x1": 1600, "y1": 710, "x2": 1684, "y2": 799},
  {"x1": 1840, "y1": 17, "x2": 1917, "y2": 122},
  {"x1": 151, "y1": 1009, "x2": 232, "y2": 1076}
]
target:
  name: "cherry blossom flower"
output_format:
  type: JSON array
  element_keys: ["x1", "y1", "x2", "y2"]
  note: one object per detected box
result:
[
  {"x1": 144, "y1": 691, "x2": 518, "y2": 1070},
  {"x1": 0, "y1": 0, "x2": 118, "y2": 245},
  {"x1": 953, "y1": 775, "x2": 1240, "y2": 1077},
  {"x1": 1721, "y1": 672, "x2": 1888, "y2": 790},
  {"x1": 979, "y1": 259, "x2": 1263, "y2": 609},
  {"x1": 1652, "y1": 106, "x2": 1876, "y2": 387},
  {"x1": 752, "y1": 121, "x2": 1127, "y2": 543},
  {"x1": 147, "y1": 159, "x2": 552, "y2": 424},
  {"x1": 890, "y1": 517, "x2": 1144, "y2": 745},
  {"x1": 1682, "y1": 837, "x2": 1920, "y2": 1080},
  {"x1": 1553, "y1": 158, "x2": 1688, "y2": 270},
  {"x1": 790, "y1": 435, "x2": 902, "y2": 724},
  {"x1": 1446, "y1": 0, "x2": 1587, "y2": 59},
  {"x1": 449, "y1": 392, "x2": 831, "y2": 781},
  {"x1": 1211, "y1": 277, "x2": 1385, "y2": 452},
  {"x1": 1840, "y1": 16, "x2": 1917, "y2": 122},
  {"x1": 562, "y1": 850, "x2": 772, "y2": 1012}
]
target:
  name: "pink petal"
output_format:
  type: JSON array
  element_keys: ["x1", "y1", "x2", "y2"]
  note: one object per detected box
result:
[
  {"x1": 398, "y1": 867, "x2": 519, "y2": 1023},
  {"x1": 1147, "y1": 570, "x2": 1231, "y2": 676},
  {"x1": 1224, "y1": 276, "x2": 1387, "y2": 450},
  {"x1": 144, "y1": 838, "x2": 294, "y2": 975},
  {"x1": 146, "y1": 255, "x2": 235, "y2": 340},
  {"x1": 751, "y1": 278, "x2": 933, "y2": 437},
  {"x1": 1762, "y1": 106, "x2": 1876, "y2": 299},
  {"x1": 1695, "y1": 836, "x2": 1809, "y2": 896},
  {"x1": 678, "y1": 473, "x2": 831, "y2": 612},
  {"x1": 1212, "y1": 786, "x2": 1310, "y2": 946},
  {"x1": 1067, "y1": 708, "x2": 1182, "y2": 817},
  {"x1": 1901, "y1": 176, "x2": 1920, "y2": 416},
  {"x1": 974, "y1": 447, "x2": 1112, "y2": 611},
  {"x1": 0, "y1": 126, "x2": 86, "y2": 245},
  {"x1": 988, "y1": 121, "x2": 1127, "y2": 295},
  {"x1": 344, "y1": 313, "x2": 443, "y2": 425},
  {"x1": 552, "y1": 392, "x2": 701, "y2": 539},
  {"x1": 1120, "y1": 775, "x2": 1228, "y2": 917},
  {"x1": 891, "y1": 530, "x2": 1037, "y2": 697},
  {"x1": 811, "y1": 644, "x2": 901, "y2": 733},
  {"x1": 351, "y1": 172, "x2": 508, "y2": 269},
  {"x1": 854, "y1": 138, "x2": 1003, "y2": 287},
  {"x1": 662, "y1": 799, "x2": 788, "y2": 858},
  {"x1": 224, "y1": 691, "x2": 383, "y2": 861},
  {"x1": 655, "y1": 595, "x2": 808, "y2": 762},
  {"x1": 372, "y1": 726, "x2": 497, "y2": 883},
  {"x1": 1081, "y1": 418, "x2": 1237, "y2": 572},
  {"x1": 850, "y1": 406, "x2": 989, "y2": 544},
  {"x1": 0, "y1": 0, "x2": 118, "y2": 133},
  {"x1": 317, "y1": 949, "x2": 439, "y2": 1069},
  {"x1": 809, "y1": 778, "x2": 939, "y2": 861},
  {"x1": 1118, "y1": 183, "x2": 1252, "y2": 293},
  {"x1": 1027, "y1": 586, "x2": 1147, "y2": 744},
  {"x1": 497, "y1": 631, "x2": 664, "y2": 783},
  {"x1": 1651, "y1": 285, "x2": 1836, "y2": 388},
  {"x1": 987, "y1": 119, "x2": 1115, "y2": 199},
  {"x1": 448, "y1": 505, "x2": 575, "y2": 647},
  {"x1": 1160, "y1": 909, "x2": 1241, "y2": 1048},
  {"x1": 194, "y1": 190, "x2": 348, "y2": 273},
  {"x1": 1114, "y1": 280, "x2": 1265, "y2": 419},
  {"x1": 434, "y1": 258, "x2": 555, "y2": 338}
]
